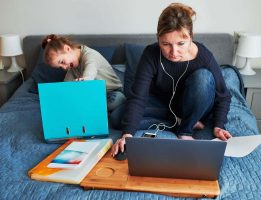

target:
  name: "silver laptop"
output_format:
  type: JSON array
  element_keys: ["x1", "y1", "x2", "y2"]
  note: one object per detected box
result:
[{"x1": 125, "y1": 137, "x2": 227, "y2": 180}]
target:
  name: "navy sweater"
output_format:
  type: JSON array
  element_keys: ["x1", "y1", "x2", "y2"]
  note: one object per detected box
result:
[{"x1": 122, "y1": 42, "x2": 231, "y2": 135}]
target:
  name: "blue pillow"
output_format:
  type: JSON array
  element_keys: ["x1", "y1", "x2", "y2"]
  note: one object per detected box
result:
[
  {"x1": 92, "y1": 46, "x2": 116, "y2": 64},
  {"x1": 111, "y1": 64, "x2": 126, "y2": 85},
  {"x1": 124, "y1": 43, "x2": 145, "y2": 97},
  {"x1": 29, "y1": 48, "x2": 67, "y2": 94}
]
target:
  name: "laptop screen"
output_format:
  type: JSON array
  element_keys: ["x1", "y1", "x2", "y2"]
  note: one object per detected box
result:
[
  {"x1": 38, "y1": 80, "x2": 109, "y2": 141},
  {"x1": 126, "y1": 137, "x2": 226, "y2": 180}
]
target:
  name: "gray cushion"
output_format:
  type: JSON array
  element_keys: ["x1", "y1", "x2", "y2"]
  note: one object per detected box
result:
[{"x1": 193, "y1": 33, "x2": 234, "y2": 65}]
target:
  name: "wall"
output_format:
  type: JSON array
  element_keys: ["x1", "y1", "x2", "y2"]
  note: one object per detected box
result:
[{"x1": 1, "y1": 0, "x2": 261, "y2": 68}]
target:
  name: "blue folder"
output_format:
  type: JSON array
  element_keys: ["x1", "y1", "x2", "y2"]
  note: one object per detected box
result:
[{"x1": 38, "y1": 80, "x2": 109, "y2": 142}]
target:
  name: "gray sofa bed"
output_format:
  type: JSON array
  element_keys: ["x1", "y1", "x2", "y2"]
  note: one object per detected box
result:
[{"x1": 0, "y1": 33, "x2": 260, "y2": 200}]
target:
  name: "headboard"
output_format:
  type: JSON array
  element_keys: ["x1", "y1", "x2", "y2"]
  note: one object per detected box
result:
[{"x1": 22, "y1": 33, "x2": 234, "y2": 79}]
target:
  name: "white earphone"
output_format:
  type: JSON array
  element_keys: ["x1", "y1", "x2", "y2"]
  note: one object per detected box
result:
[{"x1": 147, "y1": 50, "x2": 189, "y2": 134}]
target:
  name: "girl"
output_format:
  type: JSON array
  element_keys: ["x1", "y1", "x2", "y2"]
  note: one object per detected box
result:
[{"x1": 42, "y1": 34, "x2": 126, "y2": 112}]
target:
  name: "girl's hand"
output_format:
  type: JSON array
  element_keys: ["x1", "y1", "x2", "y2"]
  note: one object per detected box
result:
[
  {"x1": 75, "y1": 77, "x2": 86, "y2": 81},
  {"x1": 111, "y1": 133, "x2": 132, "y2": 157},
  {"x1": 213, "y1": 127, "x2": 232, "y2": 141}
]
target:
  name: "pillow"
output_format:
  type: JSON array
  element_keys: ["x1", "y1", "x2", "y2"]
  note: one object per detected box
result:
[
  {"x1": 124, "y1": 43, "x2": 146, "y2": 97},
  {"x1": 29, "y1": 48, "x2": 67, "y2": 94},
  {"x1": 91, "y1": 46, "x2": 116, "y2": 64},
  {"x1": 111, "y1": 64, "x2": 126, "y2": 85}
]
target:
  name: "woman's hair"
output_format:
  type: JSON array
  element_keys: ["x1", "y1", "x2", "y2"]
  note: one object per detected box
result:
[
  {"x1": 157, "y1": 3, "x2": 196, "y2": 38},
  {"x1": 42, "y1": 34, "x2": 79, "y2": 64}
]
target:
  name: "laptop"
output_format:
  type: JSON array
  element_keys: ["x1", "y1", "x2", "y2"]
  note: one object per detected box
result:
[
  {"x1": 38, "y1": 80, "x2": 109, "y2": 142},
  {"x1": 126, "y1": 137, "x2": 227, "y2": 180}
]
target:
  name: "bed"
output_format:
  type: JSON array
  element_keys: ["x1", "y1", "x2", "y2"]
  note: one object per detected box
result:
[{"x1": 0, "y1": 33, "x2": 260, "y2": 200}]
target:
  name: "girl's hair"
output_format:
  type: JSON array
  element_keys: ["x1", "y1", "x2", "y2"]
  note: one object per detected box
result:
[
  {"x1": 157, "y1": 3, "x2": 196, "y2": 38},
  {"x1": 42, "y1": 34, "x2": 79, "y2": 64}
]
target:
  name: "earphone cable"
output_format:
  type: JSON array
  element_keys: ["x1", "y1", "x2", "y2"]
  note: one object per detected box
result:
[{"x1": 147, "y1": 50, "x2": 189, "y2": 134}]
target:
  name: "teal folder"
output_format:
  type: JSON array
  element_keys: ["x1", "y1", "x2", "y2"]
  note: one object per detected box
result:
[{"x1": 38, "y1": 80, "x2": 109, "y2": 142}]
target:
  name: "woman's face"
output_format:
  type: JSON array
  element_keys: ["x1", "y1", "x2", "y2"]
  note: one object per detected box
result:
[
  {"x1": 49, "y1": 45, "x2": 79, "y2": 70},
  {"x1": 158, "y1": 30, "x2": 192, "y2": 62}
]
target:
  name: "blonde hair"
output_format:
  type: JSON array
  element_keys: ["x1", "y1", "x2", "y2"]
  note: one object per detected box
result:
[
  {"x1": 42, "y1": 34, "x2": 79, "y2": 64},
  {"x1": 157, "y1": 3, "x2": 196, "y2": 38}
]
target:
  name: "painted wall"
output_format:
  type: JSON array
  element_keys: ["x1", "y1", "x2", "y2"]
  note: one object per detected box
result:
[{"x1": 1, "y1": 0, "x2": 261, "y2": 67}]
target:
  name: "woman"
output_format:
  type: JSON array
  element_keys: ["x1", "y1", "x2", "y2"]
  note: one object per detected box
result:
[{"x1": 112, "y1": 3, "x2": 232, "y2": 156}]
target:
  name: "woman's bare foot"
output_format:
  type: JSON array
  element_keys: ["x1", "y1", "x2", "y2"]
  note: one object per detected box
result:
[
  {"x1": 193, "y1": 121, "x2": 205, "y2": 130},
  {"x1": 178, "y1": 135, "x2": 194, "y2": 140}
]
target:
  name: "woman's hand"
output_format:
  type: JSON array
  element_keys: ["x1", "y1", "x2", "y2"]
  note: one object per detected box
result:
[
  {"x1": 213, "y1": 127, "x2": 232, "y2": 141},
  {"x1": 111, "y1": 133, "x2": 132, "y2": 157}
]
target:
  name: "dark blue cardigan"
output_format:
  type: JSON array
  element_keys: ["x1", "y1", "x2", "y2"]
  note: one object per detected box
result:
[{"x1": 122, "y1": 42, "x2": 231, "y2": 135}]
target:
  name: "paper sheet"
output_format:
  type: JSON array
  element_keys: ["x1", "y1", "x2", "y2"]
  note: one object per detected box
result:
[{"x1": 213, "y1": 135, "x2": 261, "y2": 157}]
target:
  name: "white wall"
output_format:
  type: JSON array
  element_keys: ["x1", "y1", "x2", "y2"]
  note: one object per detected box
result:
[{"x1": 1, "y1": 0, "x2": 261, "y2": 67}]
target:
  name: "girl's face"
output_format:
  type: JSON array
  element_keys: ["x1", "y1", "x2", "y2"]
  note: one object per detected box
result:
[
  {"x1": 49, "y1": 45, "x2": 79, "y2": 70},
  {"x1": 158, "y1": 30, "x2": 192, "y2": 62}
]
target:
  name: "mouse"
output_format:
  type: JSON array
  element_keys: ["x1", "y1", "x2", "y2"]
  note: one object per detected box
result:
[{"x1": 114, "y1": 145, "x2": 127, "y2": 161}]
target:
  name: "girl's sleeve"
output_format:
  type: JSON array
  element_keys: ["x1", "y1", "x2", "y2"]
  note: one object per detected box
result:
[
  {"x1": 64, "y1": 71, "x2": 75, "y2": 81},
  {"x1": 81, "y1": 52, "x2": 98, "y2": 80}
]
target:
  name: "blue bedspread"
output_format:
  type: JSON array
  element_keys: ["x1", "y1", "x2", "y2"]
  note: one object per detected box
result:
[{"x1": 0, "y1": 67, "x2": 260, "y2": 200}]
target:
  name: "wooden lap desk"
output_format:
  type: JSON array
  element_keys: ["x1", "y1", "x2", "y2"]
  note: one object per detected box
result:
[{"x1": 81, "y1": 152, "x2": 220, "y2": 198}]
